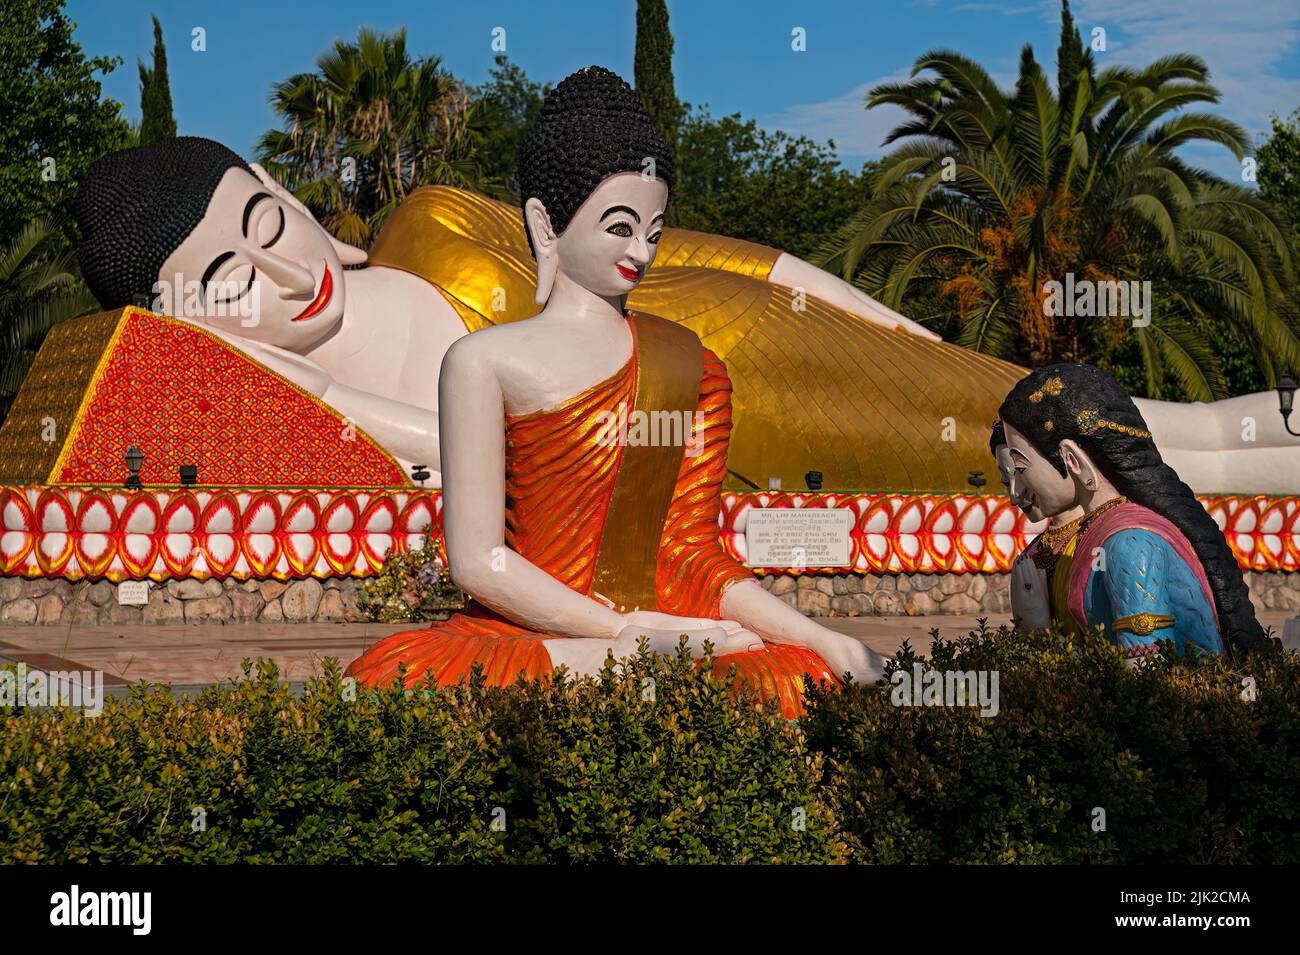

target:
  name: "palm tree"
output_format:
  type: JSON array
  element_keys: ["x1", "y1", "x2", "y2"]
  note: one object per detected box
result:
[
  {"x1": 0, "y1": 219, "x2": 99, "y2": 425},
  {"x1": 258, "y1": 27, "x2": 493, "y2": 248},
  {"x1": 816, "y1": 1, "x2": 1298, "y2": 399}
]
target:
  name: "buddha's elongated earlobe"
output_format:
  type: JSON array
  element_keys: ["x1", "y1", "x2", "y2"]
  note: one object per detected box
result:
[{"x1": 524, "y1": 197, "x2": 558, "y2": 305}]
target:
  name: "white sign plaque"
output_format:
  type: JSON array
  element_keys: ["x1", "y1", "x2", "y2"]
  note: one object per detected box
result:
[
  {"x1": 745, "y1": 508, "x2": 853, "y2": 568},
  {"x1": 117, "y1": 580, "x2": 150, "y2": 606}
]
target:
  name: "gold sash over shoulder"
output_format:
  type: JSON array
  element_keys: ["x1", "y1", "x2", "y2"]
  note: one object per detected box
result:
[{"x1": 368, "y1": 186, "x2": 1027, "y2": 492}]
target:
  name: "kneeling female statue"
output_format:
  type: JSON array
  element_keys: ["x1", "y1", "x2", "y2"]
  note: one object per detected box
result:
[
  {"x1": 995, "y1": 363, "x2": 1269, "y2": 659},
  {"x1": 345, "y1": 67, "x2": 885, "y2": 714}
]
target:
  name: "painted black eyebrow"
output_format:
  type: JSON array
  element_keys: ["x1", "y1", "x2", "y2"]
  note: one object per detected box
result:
[
  {"x1": 649, "y1": 213, "x2": 665, "y2": 226},
  {"x1": 201, "y1": 251, "x2": 235, "y2": 289},
  {"x1": 600, "y1": 205, "x2": 640, "y2": 224},
  {"x1": 242, "y1": 192, "x2": 272, "y2": 236}
]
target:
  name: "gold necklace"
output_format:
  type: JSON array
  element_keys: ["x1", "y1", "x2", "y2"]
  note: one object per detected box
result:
[{"x1": 1032, "y1": 496, "x2": 1128, "y2": 575}]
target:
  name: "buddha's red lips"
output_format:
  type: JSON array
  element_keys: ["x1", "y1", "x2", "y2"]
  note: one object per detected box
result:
[
  {"x1": 617, "y1": 265, "x2": 640, "y2": 282},
  {"x1": 291, "y1": 263, "x2": 333, "y2": 321}
]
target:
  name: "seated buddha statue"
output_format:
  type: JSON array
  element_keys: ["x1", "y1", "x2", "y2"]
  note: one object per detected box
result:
[
  {"x1": 344, "y1": 66, "x2": 886, "y2": 716},
  {"x1": 995, "y1": 364, "x2": 1270, "y2": 660}
]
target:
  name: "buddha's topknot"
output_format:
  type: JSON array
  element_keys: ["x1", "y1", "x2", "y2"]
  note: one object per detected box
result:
[
  {"x1": 75, "y1": 136, "x2": 252, "y2": 308},
  {"x1": 516, "y1": 65, "x2": 675, "y2": 256}
]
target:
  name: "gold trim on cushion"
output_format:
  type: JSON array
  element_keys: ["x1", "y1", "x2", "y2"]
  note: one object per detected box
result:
[
  {"x1": 1112, "y1": 612, "x2": 1176, "y2": 636},
  {"x1": 592, "y1": 312, "x2": 704, "y2": 611},
  {"x1": 0, "y1": 309, "x2": 125, "y2": 484}
]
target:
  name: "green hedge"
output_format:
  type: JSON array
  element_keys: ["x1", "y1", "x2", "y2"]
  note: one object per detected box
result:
[{"x1": 2, "y1": 624, "x2": 1297, "y2": 863}]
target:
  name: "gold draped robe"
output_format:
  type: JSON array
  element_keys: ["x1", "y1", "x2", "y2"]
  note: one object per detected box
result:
[
  {"x1": 367, "y1": 186, "x2": 1027, "y2": 492},
  {"x1": 346, "y1": 311, "x2": 838, "y2": 718}
]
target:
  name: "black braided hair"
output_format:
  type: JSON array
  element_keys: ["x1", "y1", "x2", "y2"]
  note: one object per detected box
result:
[
  {"x1": 516, "y1": 65, "x2": 675, "y2": 257},
  {"x1": 999, "y1": 363, "x2": 1267, "y2": 652},
  {"x1": 75, "y1": 136, "x2": 252, "y2": 308}
]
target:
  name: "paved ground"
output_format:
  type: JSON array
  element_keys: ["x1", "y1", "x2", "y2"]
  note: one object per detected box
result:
[{"x1": 2, "y1": 611, "x2": 1296, "y2": 690}]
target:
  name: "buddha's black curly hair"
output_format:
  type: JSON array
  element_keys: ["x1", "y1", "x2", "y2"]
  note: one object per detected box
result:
[
  {"x1": 999, "y1": 363, "x2": 1267, "y2": 652},
  {"x1": 515, "y1": 65, "x2": 675, "y2": 257},
  {"x1": 75, "y1": 136, "x2": 252, "y2": 308}
]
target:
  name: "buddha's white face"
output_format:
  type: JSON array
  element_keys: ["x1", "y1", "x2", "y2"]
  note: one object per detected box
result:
[
  {"x1": 554, "y1": 171, "x2": 667, "y2": 297},
  {"x1": 1002, "y1": 422, "x2": 1078, "y2": 522},
  {"x1": 155, "y1": 166, "x2": 345, "y2": 350}
]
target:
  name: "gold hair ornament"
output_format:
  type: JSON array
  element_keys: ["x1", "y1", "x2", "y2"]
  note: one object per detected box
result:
[
  {"x1": 1028, "y1": 377, "x2": 1065, "y2": 404},
  {"x1": 1076, "y1": 408, "x2": 1152, "y2": 439}
]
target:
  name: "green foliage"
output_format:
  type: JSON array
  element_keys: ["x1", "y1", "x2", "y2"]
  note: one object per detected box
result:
[
  {"x1": 803, "y1": 621, "x2": 1300, "y2": 863},
  {"x1": 137, "y1": 14, "x2": 177, "y2": 146},
  {"x1": 0, "y1": 218, "x2": 99, "y2": 426},
  {"x1": 357, "y1": 533, "x2": 465, "y2": 623},
  {"x1": 3, "y1": 624, "x2": 1296, "y2": 863},
  {"x1": 634, "y1": 0, "x2": 682, "y2": 150},
  {"x1": 816, "y1": 0, "x2": 1299, "y2": 400},
  {"x1": 1257, "y1": 108, "x2": 1300, "y2": 242},
  {"x1": 0, "y1": 0, "x2": 132, "y2": 251},
  {"x1": 673, "y1": 106, "x2": 873, "y2": 259},
  {"x1": 468, "y1": 55, "x2": 550, "y2": 202},
  {"x1": 257, "y1": 27, "x2": 494, "y2": 248},
  {"x1": 0, "y1": 651, "x2": 841, "y2": 863}
]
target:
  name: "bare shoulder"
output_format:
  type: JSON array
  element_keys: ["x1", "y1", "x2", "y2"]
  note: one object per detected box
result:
[{"x1": 440, "y1": 323, "x2": 520, "y2": 379}]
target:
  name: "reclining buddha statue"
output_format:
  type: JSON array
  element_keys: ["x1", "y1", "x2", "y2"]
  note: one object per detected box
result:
[
  {"x1": 68, "y1": 89, "x2": 1300, "y2": 494},
  {"x1": 340, "y1": 66, "x2": 889, "y2": 714},
  {"x1": 71, "y1": 131, "x2": 1003, "y2": 492},
  {"x1": 994, "y1": 363, "x2": 1270, "y2": 660}
]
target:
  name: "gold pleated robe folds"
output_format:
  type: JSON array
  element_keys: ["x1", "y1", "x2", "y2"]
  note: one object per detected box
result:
[
  {"x1": 346, "y1": 311, "x2": 839, "y2": 718},
  {"x1": 367, "y1": 186, "x2": 1026, "y2": 492}
]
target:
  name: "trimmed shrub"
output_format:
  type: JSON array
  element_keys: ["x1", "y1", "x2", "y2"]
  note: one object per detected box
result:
[
  {"x1": 0, "y1": 650, "x2": 841, "y2": 864},
  {"x1": 3, "y1": 624, "x2": 1297, "y2": 864},
  {"x1": 801, "y1": 622, "x2": 1300, "y2": 864}
]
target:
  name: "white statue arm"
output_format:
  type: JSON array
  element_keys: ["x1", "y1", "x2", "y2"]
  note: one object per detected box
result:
[
  {"x1": 767, "y1": 253, "x2": 942, "y2": 342},
  {"x1": 720, "y1": 579, "x2": 886, "y2": 683},
  {"x1": 437, "y1": 337, "x2": 756, "y2": 675}
]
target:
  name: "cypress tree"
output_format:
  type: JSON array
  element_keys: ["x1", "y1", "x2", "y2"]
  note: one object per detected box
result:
[
  {"x1": 1056, "y1": 0, "x2": 1092, "y2": 123},
  {"x1": 138, "y1": 14, "x2": 177, "y2": 145},
  {"x1": 634, "y1": 0, "x2": 681, "y2": 151}
]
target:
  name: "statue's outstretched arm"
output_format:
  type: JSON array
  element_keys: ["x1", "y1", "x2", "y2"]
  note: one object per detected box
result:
[{"x1": 767, "y1": 253, "x2": 941, "y2": 341}]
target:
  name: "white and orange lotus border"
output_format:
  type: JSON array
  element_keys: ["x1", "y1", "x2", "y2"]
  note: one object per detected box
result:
[{"x1": 0, "y1": 486, "x2": 1296, "y2": 582}]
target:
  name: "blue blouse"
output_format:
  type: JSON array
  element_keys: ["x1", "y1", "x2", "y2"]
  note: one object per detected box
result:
[{"x1": 1080, "y1": 528, "x2": 1223, "y2": 659}]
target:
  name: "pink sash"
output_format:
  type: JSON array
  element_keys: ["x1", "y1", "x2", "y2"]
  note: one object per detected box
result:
[{"x1": 1065, "y1": 502, "x2": 1223, "y2": 654}]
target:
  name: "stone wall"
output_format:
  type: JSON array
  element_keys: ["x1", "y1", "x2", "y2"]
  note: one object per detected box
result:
[
  {"x1": 757, "y1": 572, "x2": 1010, "y2": 616},
  {"x1": 1, "y1": 570, "x2": 1297, "y2": 625},
  {"x1": 756, "y1": 570, "x2": 1300, "y2": 617},
  {"x1": 0, "y1": 576, "x2": 365, "y2": 626}
]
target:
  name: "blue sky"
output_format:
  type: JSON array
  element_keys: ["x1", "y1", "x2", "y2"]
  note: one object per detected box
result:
[{"x1": 66, "y1": 0, "x2": 1300, "y2": 181}]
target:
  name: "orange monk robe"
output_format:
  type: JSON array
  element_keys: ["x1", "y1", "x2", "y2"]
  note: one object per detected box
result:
[{"x1": 346, "y1": 311, "x2": 839, "y2": 717}]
